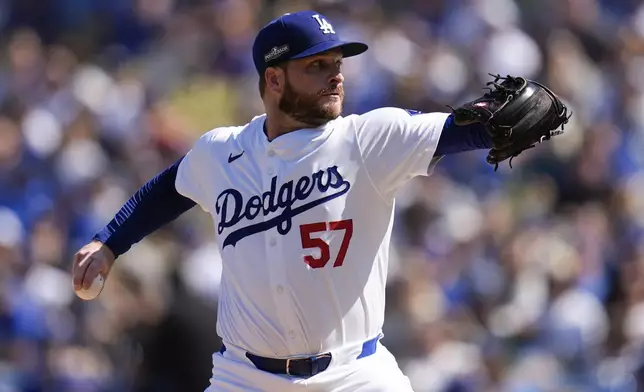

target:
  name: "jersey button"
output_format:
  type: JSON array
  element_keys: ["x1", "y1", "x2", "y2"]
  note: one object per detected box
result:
[
  {"x1": 268, "y1": 150, "x2": 275, "y2": 157},
  {"x1": 289, "y1": 330, "x2": 296, "y2": 339},
  {"x1": 267, "y1": 167, "x2": 274, "y2": 175},
  {"x1": 269, "y1": 238, "x2": 276, "y2": 247},
  {"x1": 276, "y1": 285, "x2": 283, "y2": 294}
]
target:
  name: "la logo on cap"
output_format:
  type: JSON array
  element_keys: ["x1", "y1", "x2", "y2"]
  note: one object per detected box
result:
[{"x1": 312, "y1": 14, "x2": 335, "y2": 34}]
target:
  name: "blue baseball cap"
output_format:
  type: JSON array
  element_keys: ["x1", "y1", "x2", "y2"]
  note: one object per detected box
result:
[{"x1": 252, "y1": 10, "x2": 368, "y2": 76}]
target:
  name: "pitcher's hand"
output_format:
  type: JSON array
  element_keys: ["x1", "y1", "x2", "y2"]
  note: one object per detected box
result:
[{"x1": 72, "y1": 240, "x2": 115, "y2": 292}]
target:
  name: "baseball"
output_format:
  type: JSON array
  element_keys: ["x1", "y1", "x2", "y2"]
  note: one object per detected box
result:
[{"x1": 75, "y1": 274, "x2": 105, "y2": 301}]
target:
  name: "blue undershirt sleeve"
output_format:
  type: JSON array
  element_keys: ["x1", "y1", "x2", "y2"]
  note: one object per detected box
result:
[
  {"x1": 92, "y1": 157, "x2": 197, "y2": 258},
  {"x1": 434, "y1": 114, "x2": 493, "y2": 156}
]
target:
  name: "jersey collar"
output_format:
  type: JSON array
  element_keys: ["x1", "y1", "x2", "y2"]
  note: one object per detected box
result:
[{"x1": 254, "y1": 115, "x2": 338, "y2": 159}]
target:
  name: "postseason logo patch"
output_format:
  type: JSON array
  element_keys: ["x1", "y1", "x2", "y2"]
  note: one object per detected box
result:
[
  {"x1": 404, "y1": 109, "x2": 424, "y2": 116},
  {"x1": 264, "y1": 45, "x2": 290, "y2": 62}
]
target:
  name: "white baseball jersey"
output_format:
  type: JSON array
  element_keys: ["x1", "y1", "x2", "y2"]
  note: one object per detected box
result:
[{"x1": 175, "y1": 107, "x2": 449, "y2": 358}]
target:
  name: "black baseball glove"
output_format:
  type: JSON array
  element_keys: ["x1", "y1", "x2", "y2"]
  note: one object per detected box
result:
[{"x1": 449, "y1": 74, "x2": 572, "y2": 170}]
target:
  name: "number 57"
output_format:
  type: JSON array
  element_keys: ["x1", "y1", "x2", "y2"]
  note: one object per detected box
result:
[{"x1": 299, "y1": 219, "x2": 353, "y2": 269}]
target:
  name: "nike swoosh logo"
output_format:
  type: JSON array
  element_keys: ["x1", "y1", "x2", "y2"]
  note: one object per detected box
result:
[{"x1": 228, "y1": 151, "x2": 244, "y2": 163}]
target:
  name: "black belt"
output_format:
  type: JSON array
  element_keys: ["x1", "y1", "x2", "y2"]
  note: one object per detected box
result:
[{"x1": 218, "y1": 335, "x2": 380, "y2": 378}]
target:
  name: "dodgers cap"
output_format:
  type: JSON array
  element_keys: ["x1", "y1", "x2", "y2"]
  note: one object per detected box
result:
[{"x1": 252, "y1": 10, "x2": 368, "y2": 76}]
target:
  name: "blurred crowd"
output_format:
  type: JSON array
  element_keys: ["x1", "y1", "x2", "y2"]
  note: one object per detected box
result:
[{"x1": 2, "y1": 0, "x2": 644, "y2": 391}]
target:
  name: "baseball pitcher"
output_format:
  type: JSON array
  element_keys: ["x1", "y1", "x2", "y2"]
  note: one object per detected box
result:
[{"x1": 71, "y1": 10, "x2": 570, "y2": 392}]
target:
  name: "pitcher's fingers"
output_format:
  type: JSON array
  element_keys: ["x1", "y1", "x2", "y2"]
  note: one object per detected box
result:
[
  {"x1": 73, "y1": 253, "x2": 93, "y2": 290},
  {"x1": 73, "y1": 250, "x2": 86, "y2": 265},
  {"x1": 82, "y1": 259, "x2": 104, "y2": 290}
]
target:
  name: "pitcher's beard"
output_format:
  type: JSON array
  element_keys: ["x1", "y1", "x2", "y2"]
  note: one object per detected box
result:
[{"x1": 279, "y1": 81, "x2": 344, "y2": 127}]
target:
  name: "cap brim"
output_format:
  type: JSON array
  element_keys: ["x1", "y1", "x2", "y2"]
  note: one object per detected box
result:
[{"x1": 291, "y1": 41, "x2": 368, "y2": 60}]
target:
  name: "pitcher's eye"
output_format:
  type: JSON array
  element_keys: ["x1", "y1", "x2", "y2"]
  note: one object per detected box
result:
[{"x1": 309, "y1": 60, "x2": 324, "y2": 70}]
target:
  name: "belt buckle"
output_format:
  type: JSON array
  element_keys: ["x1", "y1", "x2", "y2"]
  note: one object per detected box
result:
[
  {"x1": 286, "y1": 353, "x2": 331, "y2": 377},
  {"x1": 285, "y1": 358, "x2": 293, "y2": 376}
]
